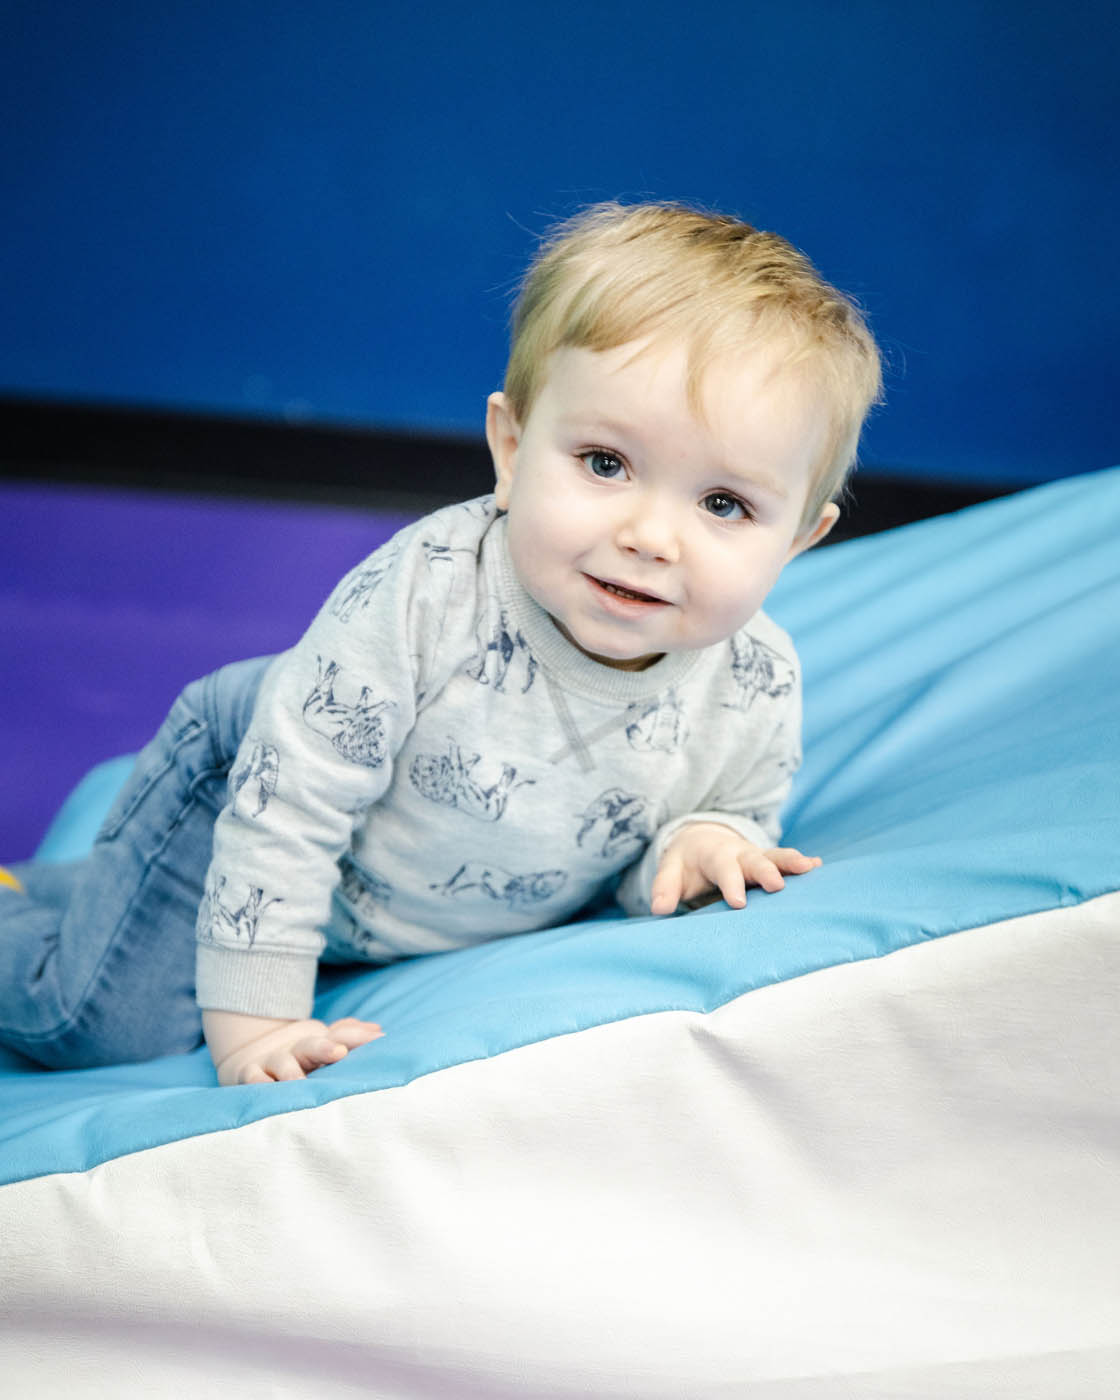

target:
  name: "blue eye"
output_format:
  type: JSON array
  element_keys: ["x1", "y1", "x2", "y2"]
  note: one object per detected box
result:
[
  {"x1": 702, "y1": 491, "x2": 750, "y2": 521},
  {"x1": 580, "y1": 450, "x2": 625, "y2": 479}
]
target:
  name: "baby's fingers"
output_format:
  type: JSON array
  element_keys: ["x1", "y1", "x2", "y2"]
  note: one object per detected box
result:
[
  {"x1": 290, "y1": 1022, "x2": 386, "y2": 1076},
  {"x1": 292, "y1": 1036, "x2": 352, "y2": 1074},
  {"x1": 704, "y1": 849, "x2": 749, "y2": 909},
  {"x1": 650, "y1": 853, "x2": 685, "y2": 916},
  {"x1": 236, "y1": 1062, "x2": 275, "y2": 1086},
  {"x1": 739, "y1": 848, "x2": 787, "y2": 894},
  {"x1": 326, "y1": 1017, "x2": 385, "y2": 1049},
  {"x1": 765, "y1": 847, "x2": 823, "y2": 876},
  {"x1": 231, "y1": 1052, "x2": 311, "y2": 1085}
]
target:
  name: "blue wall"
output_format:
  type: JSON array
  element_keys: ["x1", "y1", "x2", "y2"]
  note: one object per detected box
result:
[{"x1": 2, "y1": 1, "x2": 1116, "y2": 486}]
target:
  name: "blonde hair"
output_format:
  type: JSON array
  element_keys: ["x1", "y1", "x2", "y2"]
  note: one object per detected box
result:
[{"x1": 504, "y1": 201, "x2": 883, "y2": 525}]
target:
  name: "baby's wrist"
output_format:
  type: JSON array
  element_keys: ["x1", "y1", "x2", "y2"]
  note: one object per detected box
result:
[
  {"x1": 202, "y1": 1008, "x2": 301, "y2": 1071},
  {"x1": 668, "y1": 820, "x2": 755, "y2": 849}
]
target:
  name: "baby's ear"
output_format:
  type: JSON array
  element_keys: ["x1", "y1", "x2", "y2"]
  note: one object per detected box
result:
[
  {"x1": 486, "y1": 393, "x2": 521, "y2": 510},
  {"x1": 787, "y1": 502, "x2": 840, "y2": 560}
]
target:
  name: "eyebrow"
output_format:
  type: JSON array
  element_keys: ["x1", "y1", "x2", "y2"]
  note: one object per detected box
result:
[
  {"x1": 559, "y1": 413, "x2": 635, "y2": 442},
  {"x1": 719, "y1": 466, "x2": 790, "y2": 502}
]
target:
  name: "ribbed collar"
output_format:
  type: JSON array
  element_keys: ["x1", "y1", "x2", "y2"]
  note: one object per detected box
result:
[{"x1": 484, "y1": 511, "x2": 704, "y2": 705}]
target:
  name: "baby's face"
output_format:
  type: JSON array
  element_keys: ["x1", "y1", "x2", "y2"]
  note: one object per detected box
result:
[{"x1": 489, "y1": 337, "x2": 836, "y2": 671}]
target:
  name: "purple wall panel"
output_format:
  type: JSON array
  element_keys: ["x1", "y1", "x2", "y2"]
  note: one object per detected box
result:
[{"x1": 2, "y1": 482, "x2": 416, "y2": 860}]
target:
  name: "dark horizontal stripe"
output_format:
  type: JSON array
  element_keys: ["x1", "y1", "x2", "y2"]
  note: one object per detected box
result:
[{"x1": 0, "y1": 395, "x2": 1010, "y2": 538}]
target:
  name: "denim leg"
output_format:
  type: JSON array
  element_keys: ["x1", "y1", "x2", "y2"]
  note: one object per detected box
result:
[{"x1": 0, "y1": 655, "x2": 272, "y2": 1069}]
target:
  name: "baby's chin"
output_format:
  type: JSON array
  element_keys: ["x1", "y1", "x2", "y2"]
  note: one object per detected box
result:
[
  {"x1": 593, "y1": 650, "x2": 665, "y2": 672},
  {"x1": 548, "y1": 614, "x2": 664, "y2": 672}
]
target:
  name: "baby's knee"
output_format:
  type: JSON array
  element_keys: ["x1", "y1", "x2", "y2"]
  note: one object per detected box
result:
[
  {"x1": 34, "y1": 1002, "x2": 204, "y2": 1071},
  {"x1": 201, "y1": 655, "x2": 274, "y2": 760}
]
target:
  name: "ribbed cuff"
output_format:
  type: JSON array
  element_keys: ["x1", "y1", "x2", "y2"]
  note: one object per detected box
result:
[{"x1": 195, "y1": 943, "x2": 319, "y2": 1020}]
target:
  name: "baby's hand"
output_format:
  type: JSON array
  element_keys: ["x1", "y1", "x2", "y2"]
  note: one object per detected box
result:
[
  {"x1": 215, "y1": 1016, "x2": 384, "y2": 1087},
  {"x1": 650, "y1": 822, "x2": 821, "y2": 916}
]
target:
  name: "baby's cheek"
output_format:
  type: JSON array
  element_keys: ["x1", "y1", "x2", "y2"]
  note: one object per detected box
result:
[
  {"x1": 717, "y1": 557, "x2": 783, "y2": 626},
  {"x1": 555, "y1": 498, "x2": 603, "y2": 549},
  {"x1": 693, "y1": 580, "x2": 754, "y2": 640}
]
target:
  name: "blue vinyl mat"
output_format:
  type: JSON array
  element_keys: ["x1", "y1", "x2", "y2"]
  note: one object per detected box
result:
[{"x1": 2, "y1": 467, "x2": 1118, "y2": 1186}]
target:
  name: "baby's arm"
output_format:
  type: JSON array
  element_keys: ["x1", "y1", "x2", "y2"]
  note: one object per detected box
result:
[
  {"x1": 203, "y1": 1009, "x2": 383, "y2": 1087},
  {"x1": 197, "y1": 521, "x2": 457, "y2": 1078},
  {"x1": 649, "y1": 822, "x2": 820, "y2": 915},
  {"x1": 620, "y1": 640, "x2": 814, "y2": 916}
]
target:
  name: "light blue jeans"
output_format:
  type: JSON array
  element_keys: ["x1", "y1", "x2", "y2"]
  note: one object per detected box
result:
[{"x1": 0, "y1": 656, "x2": 271, "y2": 1069}]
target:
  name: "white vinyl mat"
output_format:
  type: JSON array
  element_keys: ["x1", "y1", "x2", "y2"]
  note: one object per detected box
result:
[{"x1": 4, "y1": 892, "x2": 1117, "y2": 1399}]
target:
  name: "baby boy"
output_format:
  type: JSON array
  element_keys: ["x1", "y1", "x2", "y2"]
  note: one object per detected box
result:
[
  {"x1": 199, "y1": 202, "x2": 882, "y2": 1083},
  {"x1": 0, "y1": 201, "x2": 881, "y2": 1085}
]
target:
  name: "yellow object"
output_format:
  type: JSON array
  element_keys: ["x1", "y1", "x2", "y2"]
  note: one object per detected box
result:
[{"x1": 0, "y1": 866, "x2": 24, "y2": 893}]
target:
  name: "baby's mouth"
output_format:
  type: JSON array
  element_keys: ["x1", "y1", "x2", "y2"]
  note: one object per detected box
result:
[{"x1": 589, "y1": 576, "x2": 668, "y2": 605}]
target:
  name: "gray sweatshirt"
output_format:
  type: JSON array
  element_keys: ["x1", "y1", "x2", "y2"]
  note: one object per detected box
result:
[{"x1": 196, "y1": 496, "x2": 802, "y2": 1019}]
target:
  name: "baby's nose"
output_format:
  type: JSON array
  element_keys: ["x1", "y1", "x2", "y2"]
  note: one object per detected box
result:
[{"x1": 615, "y1": 500, "x2": 681, "y2": 563}]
